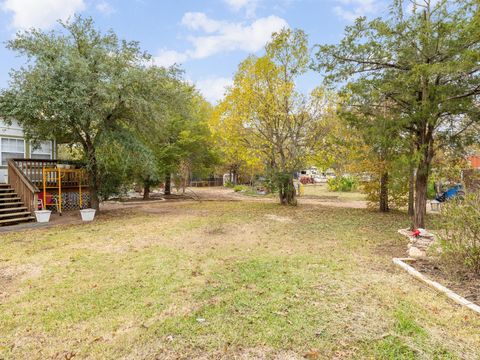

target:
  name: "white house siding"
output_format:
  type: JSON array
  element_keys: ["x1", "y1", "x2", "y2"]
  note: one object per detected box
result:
[
  {"x1": 0, "y1": 119, "x2": 56, "y2": 183},
  {"x1": 0, "y1": 119, "x2": 24, "y2": 137}
]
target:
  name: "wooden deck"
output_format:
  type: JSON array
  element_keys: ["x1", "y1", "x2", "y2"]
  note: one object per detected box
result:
[{"x1": 8, "y1": 159, "x2": 90, "y2": 214}]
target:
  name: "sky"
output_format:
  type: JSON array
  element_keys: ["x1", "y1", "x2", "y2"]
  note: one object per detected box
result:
[{"x1": 0, "y1": 0, "x2": 388, "y2": 104}]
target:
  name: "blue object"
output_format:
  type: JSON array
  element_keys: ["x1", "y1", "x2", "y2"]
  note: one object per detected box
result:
[{"x1": 435, "y1": 184, "x2": 464, "y2": 202}]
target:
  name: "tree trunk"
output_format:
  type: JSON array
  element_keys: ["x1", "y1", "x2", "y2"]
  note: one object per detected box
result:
[
  {"x1": 143, "y1": 182, "x2": 150, "y2": 200},
  {"x1": 379, "y1": 172, "x2": 389, "y2": 212},
  {"x1": 414, "y1": 161, "x2": 429, "y2": 229},
  {"x1": 232, "y1": 169, "x2": 237, "y2": 185},
  {"x1": 278, "y1": 175, "x2": 296, "y2": 206},
  {"x1": 86, "y1": 145, "x2": 100, "y2": 211},
  {"x1": 182, "y1": 176, "x2": 187, "y2": 194},
  {"x1": 164, "y1": 173, "x2": 171, "y2": 195},
  {"x1": 408, "y1": 168, "x2": 415, "y2": 217}
]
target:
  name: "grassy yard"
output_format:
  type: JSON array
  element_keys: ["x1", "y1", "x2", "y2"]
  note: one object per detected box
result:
[
  {"x1": 302, "y1": 184, "x2": 367, "y2": 202},
  {"x1": 0, "y1": 200, "x2": 479, "y2": 359}
]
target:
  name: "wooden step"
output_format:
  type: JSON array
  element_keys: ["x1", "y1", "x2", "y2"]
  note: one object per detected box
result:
[
  {"x1": 0, "y1": 192, "x2": 17, "y2": 197},
  {"x1": 0, "y1": 183, "x2": 12, "y2": 188},
  {"x1": 0, "y1": 197, "x2": 21, "y2": 202},
  {"x1": 0, "y1": 216, "x2": 35, "y2": 225},
  {"x1": 0, "y1": 202, "x2": 24, "y2": 207},
  {"x1": 0, "y1": 211, "x2": 32, "y2": 219},
  {"x1": 0, "y1": 188, "x2": 14, "y2": 192},
  {"x1": 0, "y1": 206, "x2": 27, "y2": 212}
]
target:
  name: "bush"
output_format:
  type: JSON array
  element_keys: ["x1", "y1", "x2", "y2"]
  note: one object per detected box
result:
[
  {"x1": 327, "y1": 176, "x2": 358, "y2": 192},
  {"x1": 427, "y1": 179, "x2": 437, "y2": 200},
  {"x1": 233, "y1": 185, "x2": 248, "y2": 192},
  {"x1": 434, "y1": 192, "x2": 480, "y2": 276},
  {"x1": 224, "y1": 181, "x2": 234, "y2": 188},
  {"x1": 362, "y1": 171, "x2": 408, "y2": 210}
]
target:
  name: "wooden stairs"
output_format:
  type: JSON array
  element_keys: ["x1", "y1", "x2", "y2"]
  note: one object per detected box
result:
[{"x1": 0, "y1": 183, "x2": 35, "y2": 226}]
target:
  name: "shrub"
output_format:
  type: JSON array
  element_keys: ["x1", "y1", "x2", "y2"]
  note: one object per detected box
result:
[
  {"x1": 327, "y1": 176, "x2": 358, "y2": 192},
  {"x1": 434, "y1": 192, "x2": 480, "y2": 276},
  {"x1": 362, "y1": 171, "x2": 408, "y2": 210},
  {"x1": 233, "y1": 185, "x2": 247, "y2": 192},
  {"x1": 427, "y1": 179, "x2": 437, "y2": 200}
]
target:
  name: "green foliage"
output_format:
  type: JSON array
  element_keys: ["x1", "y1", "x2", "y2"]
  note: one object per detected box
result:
[
  {"x1": 257, "y1": 175, "x2": 277, "y2": 194},
  {"x1": 327, "y1": 176, "x2": 357, "y2": 192},
  {"x1": 224, "y1": 181, "x2": 234, "y2": 188},
  {"x1": 434, "y1": 192, "x2": 480, "y2": 276},
  {"x1": 0, "y1": 15, "x2": 216, "y2": 204},
  {"x1": 233, "y1": 185, "x2": 248, "y2": 192},
  {"x1": 0, "y1": 16, "x2": 179, "y2": 208},
  {"x1": 313, "y1": 0, "x2": 480, "y2": 227},
  {"x1": 153, "y1": 88, "x2": 218, "y2": 193},
  {"x1": 95, "y1": 128, "x2": 158, "y2": 200},
  {"x1": 362, "y1": 160, "x2": 410, "y2": 210},
  {"x1": 427, "y1": 179, "x2": 437, "y2": 200}
]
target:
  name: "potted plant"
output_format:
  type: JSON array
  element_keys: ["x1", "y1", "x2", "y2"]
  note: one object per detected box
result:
[
  {"x1": 80, "y1": 208, "x2": 96, "y2": 221},
  {"x1": 34, "y1": 207, "x2": 52, "y2": 223}
]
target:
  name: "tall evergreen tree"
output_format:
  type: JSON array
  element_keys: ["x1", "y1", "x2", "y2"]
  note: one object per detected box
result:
[{"x1": 313, "y1": 0, "x2": 480, "y2": 227}]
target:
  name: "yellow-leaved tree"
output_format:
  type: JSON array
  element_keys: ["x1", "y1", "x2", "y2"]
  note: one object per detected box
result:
[
  {"x1": 209, "y1": 101, "x2": 264, "y2": 185},
  {"x1": 216, "y1": 28, "x2": 325, "y2": 205}
]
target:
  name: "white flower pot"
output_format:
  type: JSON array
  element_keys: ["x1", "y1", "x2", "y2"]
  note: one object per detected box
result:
[
  {"x1": 80, "y1": 208, "x2": 96, "y2": 222},
  {"x1": 34, "y1": 210, "x2": 51, "y2": 223}
]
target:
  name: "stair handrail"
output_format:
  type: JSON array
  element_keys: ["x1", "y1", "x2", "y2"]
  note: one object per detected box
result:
[{"x1": 8, "y1": 159, "x2": 40, "y2": 213}]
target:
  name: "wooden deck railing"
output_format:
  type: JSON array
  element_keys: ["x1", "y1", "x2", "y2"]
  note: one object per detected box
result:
[
  {"x1": 8, "y1": 159, "x2": 40, "y2": 213},
  {"x1": 12, "y1": 159, "x2": 86, "y2": 186}
]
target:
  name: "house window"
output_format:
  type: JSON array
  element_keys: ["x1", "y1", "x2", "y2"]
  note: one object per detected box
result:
[
  {"x1": 1, "y1": 138, "x2": 25, "y2": 165},
  {"x1": 31, "y1": 141, "x2": 53, "y2": 160}
]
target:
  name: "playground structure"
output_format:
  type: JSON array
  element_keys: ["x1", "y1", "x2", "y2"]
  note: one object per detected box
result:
[{"x1": 41, "y1": 165, "x2": 89, "y2": 214}]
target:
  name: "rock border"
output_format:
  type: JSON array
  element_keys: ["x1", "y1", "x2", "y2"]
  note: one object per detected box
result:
[{"x1": 393, "y1": 257, "x2": 480, "y2": 315}]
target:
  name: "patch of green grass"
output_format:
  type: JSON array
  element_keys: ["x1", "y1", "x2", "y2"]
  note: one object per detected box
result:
[
  {"x1": 302, "y1": 183, "x2": 366, "y2": 201},
  {"x1": 370, "y1": 336, "x2": 418, "y2": 359},
  {"x1": 359, "y1": 301, "x2": 460, "y2": 360},
  {"x1": 394, "y1": 303, "x2": 427, "y2": 339}
]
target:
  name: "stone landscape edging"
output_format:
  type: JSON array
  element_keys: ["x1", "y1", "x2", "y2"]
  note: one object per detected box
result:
[{"x1": 393, "y1": 257, "x2": 480, "y2": 315}]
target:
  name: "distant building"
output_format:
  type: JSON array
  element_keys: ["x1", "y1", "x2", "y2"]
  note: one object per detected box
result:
[
  {"x1": 0, "y1": 119, "x2": 56, "y2": 183},
  {"x1": 468, "y1": 155, "x2": 480, "y2": 169}
]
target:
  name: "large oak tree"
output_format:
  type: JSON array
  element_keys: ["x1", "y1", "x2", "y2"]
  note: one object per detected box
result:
[{"x1": 0, "y1": 16, "x2": 173, "y2": 210}]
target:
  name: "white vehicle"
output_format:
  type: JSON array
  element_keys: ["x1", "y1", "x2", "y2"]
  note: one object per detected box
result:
[
  {"x1": 325, "y1": 169, "x2": 336, "y2": 179},
  {"x1": 313, "y1": 174, "x2": 327, "y2": 183}
]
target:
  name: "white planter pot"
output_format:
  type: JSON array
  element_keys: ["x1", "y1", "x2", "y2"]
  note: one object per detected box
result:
[
  {"x1": 34, "y1": 210, "x2": 51, "y2": 223},
  {"x1": 80, "y1": 208, "x2": 96, "y2": 222}
]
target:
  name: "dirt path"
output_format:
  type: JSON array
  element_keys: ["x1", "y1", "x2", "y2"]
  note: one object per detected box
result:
[
  {"x1": 0, "y1": 187, "x2": 368, "y2": 233},
  {"x1": 164, "y1": 187, "x2": 369, "y2": 208}
]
